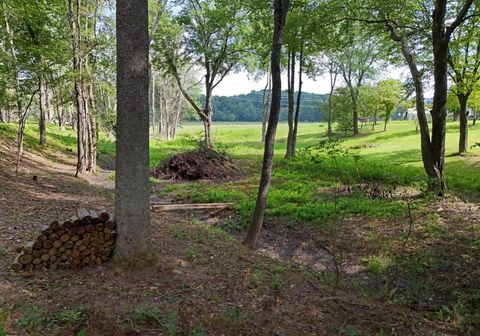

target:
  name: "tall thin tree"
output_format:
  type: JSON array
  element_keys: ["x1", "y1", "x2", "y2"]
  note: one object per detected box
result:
[{"x1": 244, "y1": 0, "x2": 289, "y2": 249}]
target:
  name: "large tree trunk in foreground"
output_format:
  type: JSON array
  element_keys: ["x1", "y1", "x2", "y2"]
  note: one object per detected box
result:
[
  {"x1": 243, "y1": 0, "x2": 289, "y2": 249},
  {"x1": 457, "y1": 94, "x2": 468, "y2": 153},
  {"x1": 115, "y1": 0, "x2": 152, "y2": 262},
  {"x1": 384, "y1": 0, "x2": 476, "y2": 193},
  {"x1": 427, "y1": 0, "x2": 471, "y2": 191}
]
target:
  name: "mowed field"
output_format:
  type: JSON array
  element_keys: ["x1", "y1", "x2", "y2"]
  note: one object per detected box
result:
[
  {"x1": 171, "y1": 120, "x2": 480, "y2": 162},
  {"x1": 154, "y1": 120, "x2": 480, "y2": 193}
]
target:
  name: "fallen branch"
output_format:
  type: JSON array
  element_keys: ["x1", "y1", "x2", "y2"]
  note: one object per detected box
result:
[{"x1": 150, "y1": 202, "x2": 234, "y2": 212}]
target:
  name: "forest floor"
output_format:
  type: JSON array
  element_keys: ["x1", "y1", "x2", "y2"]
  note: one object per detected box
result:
[{"x1": 1, "y1": 123, "x2": 480, "y2": 335}]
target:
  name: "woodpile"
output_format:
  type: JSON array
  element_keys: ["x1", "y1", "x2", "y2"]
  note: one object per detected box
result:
[{"x1": 12, "y1": 209, "x2": 116, "y2": 273}]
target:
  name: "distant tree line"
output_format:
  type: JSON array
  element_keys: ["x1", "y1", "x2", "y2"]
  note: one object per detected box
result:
[{"x1": 195, "y1": 90, "x2": 327, "y2": 122}]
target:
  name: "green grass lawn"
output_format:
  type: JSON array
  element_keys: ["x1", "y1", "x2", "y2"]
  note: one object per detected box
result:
[
  {"x1": 144, "y1": 120, "x2": 480, "y2": 231},
  {"x1": 2, "y1": 119, "x2": 479, "y2": 211}
]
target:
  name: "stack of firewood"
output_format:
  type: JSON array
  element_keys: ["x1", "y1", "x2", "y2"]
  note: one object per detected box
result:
[{"x1": 12, "y1": 209, "x2": 116, "y2": 273}]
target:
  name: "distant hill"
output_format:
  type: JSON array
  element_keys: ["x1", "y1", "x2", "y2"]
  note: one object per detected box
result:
[{"x1": 197, "y1": 90, "x2": 328, "y2": 122}]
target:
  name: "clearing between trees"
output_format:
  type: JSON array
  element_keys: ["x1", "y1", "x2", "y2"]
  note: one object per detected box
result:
[{"x1": 1, "y1": 121, "x2": 480, "y2": 335}]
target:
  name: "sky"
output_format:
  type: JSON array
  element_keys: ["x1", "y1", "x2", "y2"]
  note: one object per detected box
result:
[{"x1": 210, "y1": 67, "x2": 434, "y2": 97}]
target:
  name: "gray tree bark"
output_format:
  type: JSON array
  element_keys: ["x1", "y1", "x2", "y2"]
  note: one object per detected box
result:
[
  {"x1": 291, "y1": 39, "x2": 304, "y2": 156},
  {"x1": 151, "y1": 72, "x2": 156, "y2": 136},
  {"x1": 327, "y1": 62, "x2": 337, "y2": 137},
  {"x1": 39, "y1": 78, "x2": 47, "y2": 145},
  {"x1": 115, "y1": 0, "x2": 152, "y2": 262},
  {"x1": 285, "y1": 48, "x2": 295, "y2": 158},
  {"x1": 261, "y1": 72, "x2": 271, "y2": 143}
]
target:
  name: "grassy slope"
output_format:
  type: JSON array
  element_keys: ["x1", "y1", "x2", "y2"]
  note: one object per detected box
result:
[
  {"x1": 3, "y1": 120, "x2": 479, "y2": 222},
  {"x1": 5, "y1": 120, "x2": 478, "y2": 191}
]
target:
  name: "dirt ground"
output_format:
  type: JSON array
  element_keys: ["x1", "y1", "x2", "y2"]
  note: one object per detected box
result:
[{"x1": 0, "y1": 137, "x2": 472, "y2": 335}]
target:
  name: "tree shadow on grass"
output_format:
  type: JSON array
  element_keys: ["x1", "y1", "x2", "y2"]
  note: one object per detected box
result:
[
  {"x1": 362, "y1": 148, "x2": 422, "y2": 166},
  {"x1": 339, "y1": 201, "x2": 480, "y2": 334}
]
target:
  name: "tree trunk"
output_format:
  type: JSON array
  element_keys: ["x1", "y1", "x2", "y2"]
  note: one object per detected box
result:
[
  {"x1": 327, "y1": 98, "x2": 333, "y2": 136},
  {"x1": 45, "y1": 84, "x2": 52, "y2": 122},
  {"x1": 285, "y1": 48, "x2": 295, "y2": 158},
  {"x1": 203, "y1": 90, "x2": 213, "y2": 148},
  {"x1": 151, "y1": 72, "x2": 156, "y2": 137},
  {"x1": 261, "y1": 72, "x2": 271, "y2": 142},
  {"x1": 16, "y1": 89, "x2": 40, "y2": 173},
  {"x1": 243, "y1": 0, "x2": 289, "y2": 249},
  {"x1": 0, "y1": 108, "x2": 4, "y2": 123},
  {"x1": 74, "y1": 73, "x2": 86, "y2": 176},
  {"x1": 158, "y1": 86, "x2": 163, "y2": 135},
  {"x1": 57, "y1": 104, "x2": 65, "y2": 131},
  {"x1": 291, "y1": 40, "x2": 304, "y2": 157},
  {"x1": 327, "y1": 64, "x2": 337, "y2": 137},
  {"x1": 386, "y1": 22, "x2": 442, "y2": 189},
  {"x1": 384, "y1": 116, "x2": 388, "y2": 131},
  {"x1": 52, "y1": 84, "x2": 65, "y2": 131},
  {"x1": 202, "y1": 115, "x2": 212, "y2": 148},
  {"x1": 68, "y1": 0, "x2": 87, "y2": 176},
  {"x1": 39, "y1": 78, "x2": 47, "y2": 145},
  {"x1": 428, "y1": 0, "x2": 450, "y2": 192},
  {"x1": 350, "y1": 87, "x2": 359, "y2": 135},
  {"x1": 115, "y1": 0, "x2": 152, "y2": 262},
  {"x1": 87, "y1": 83, "x2": 97, "y2": 171},
  {"x1": 84, "y1": 82, "x2": 94, "y2": 172},
  {"x1": 457, "y1": 94, "x2": 468, "y2": 153},
  {"x1": 173, "y1": 90, "x2": 183, "y2": 140}
]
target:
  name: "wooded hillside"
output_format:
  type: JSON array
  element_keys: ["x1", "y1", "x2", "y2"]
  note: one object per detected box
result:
[{"x1": 197, "y1": 91, "x2": 328, "y2": 122}]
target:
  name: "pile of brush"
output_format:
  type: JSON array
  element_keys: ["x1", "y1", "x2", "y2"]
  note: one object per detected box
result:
[{"x1": 151, "y1": 148, "x2": 237, "y2": 180}]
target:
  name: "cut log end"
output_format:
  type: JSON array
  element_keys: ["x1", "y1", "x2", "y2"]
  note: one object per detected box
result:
[{"x1": 12, "y1": 210, "x2": 116, "y2": 273}]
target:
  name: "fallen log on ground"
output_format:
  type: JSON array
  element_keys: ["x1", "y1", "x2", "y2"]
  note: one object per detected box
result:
[{"x1": 150, "y1": 202, "x2": 234, "y2": 212}]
